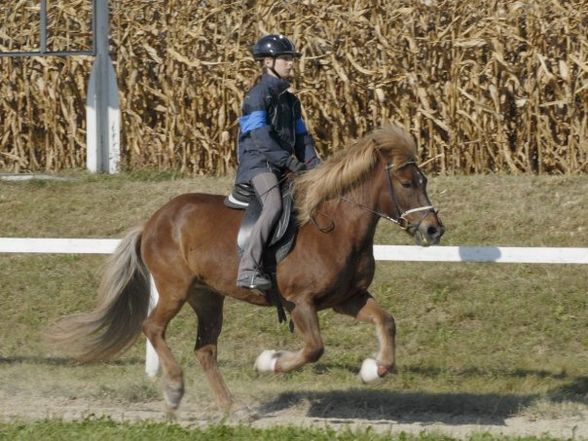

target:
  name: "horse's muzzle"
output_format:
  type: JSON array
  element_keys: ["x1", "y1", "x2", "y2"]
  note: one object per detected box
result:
[{"x1": 409, "y1": 214, "x2": 445, "y2": 247}]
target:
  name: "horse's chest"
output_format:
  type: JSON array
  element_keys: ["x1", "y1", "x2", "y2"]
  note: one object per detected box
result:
[
  {"x1": 314, "y1": 253, "x2": 375, "y2": 309},
  {"x1": 350, "y1": 251, "x2": 376, "y2": 288},
  {"x1": 330, "y1": 248, "x2": 375, "y2": 291}
]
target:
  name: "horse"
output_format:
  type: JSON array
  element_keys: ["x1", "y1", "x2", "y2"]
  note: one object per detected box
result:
[{"x1": 47, "y1": 125, "x2": 444, "y2": 416}]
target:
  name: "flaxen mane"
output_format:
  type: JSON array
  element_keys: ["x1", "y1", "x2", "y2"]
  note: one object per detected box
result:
[{"x1": 293, "y1": 125, "x2": 416, "y2": 225}]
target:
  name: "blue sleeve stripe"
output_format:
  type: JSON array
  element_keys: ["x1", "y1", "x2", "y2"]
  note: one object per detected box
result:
[
  {"x1": 240, "y1": 110, "x2": 268, "y2": 133},
  {"x1": 295, "y1": 117, "x2": 307, "y2": 135}
]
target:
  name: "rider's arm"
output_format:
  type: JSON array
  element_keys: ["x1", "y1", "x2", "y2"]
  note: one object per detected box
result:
[
  {"x1": 239, "y1": 92, "x2": 302, "y2": 172},
  {"x1": 293, "y1": 102, "x2": 320, "y2": 168},
  {"x1": 294, "y1": 126, "x2": 320, "y2": 169}
]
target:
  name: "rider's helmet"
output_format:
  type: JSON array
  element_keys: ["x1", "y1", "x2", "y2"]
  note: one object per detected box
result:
[{"x1": 251, "y1": 34, "x2": 301, "y2": 59}]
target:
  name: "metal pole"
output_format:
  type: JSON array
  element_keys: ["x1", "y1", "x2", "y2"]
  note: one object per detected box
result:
[
  {"x1": 86, "y1": 0, "x2": 120, "y2": 173},
  {"x1": 40, "y1": 0, "x2": 47, "y2": 54},
  {"x1": 92, "y1": 0, "x2": 97, "y2": 56},
  {"x1": 0, "y1": 50, "x2": 94, "y2": 58}
]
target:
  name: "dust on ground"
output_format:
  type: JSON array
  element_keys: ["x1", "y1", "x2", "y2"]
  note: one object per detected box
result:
[{"x1": 1, "y1": 390, "x2": 585, "y2": 439}]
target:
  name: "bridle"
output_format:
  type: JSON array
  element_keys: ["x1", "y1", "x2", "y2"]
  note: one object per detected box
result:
[
  {"x1": 383, "y1": 160, "x2": 436, "y2": 229},
  {"x1": 341, "y1": 159, "x2": 437, "y2": 231}
]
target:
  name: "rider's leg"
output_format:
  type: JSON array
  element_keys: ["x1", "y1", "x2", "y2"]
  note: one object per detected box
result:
[{"x1": 237, "y1": 171, "x2": 282, "y2": 289}]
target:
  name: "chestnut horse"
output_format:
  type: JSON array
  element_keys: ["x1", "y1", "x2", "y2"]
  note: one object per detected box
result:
[{"x1": 48, "y1": 126, "x2": 444, "y2": 415}]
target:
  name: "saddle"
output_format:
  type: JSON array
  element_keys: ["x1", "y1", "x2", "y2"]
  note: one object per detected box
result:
[{"x1": 224, "y1": 181, "x2": 297, "y2": 265}]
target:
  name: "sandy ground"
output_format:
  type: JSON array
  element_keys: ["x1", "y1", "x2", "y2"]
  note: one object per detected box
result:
[{"x1": 1, "y1": 391, "x2": 585, "y2": 439}]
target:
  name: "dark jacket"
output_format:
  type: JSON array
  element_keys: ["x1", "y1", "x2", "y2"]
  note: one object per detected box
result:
[{"x1": 235, "y1": 73, "x2": 320, "y2": 184}]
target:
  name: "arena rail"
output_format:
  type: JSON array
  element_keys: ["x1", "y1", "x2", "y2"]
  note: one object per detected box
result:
[{"x1": 2, "y1": 237, "x2": 587, "y2": 377}]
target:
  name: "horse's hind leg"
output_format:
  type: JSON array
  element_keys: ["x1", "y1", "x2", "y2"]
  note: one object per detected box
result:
[
  {"x1": 187, "y1": 288, "x2": 233, "y2": 413},
  {"x1": 142, "y1": 273, "x2": 191, "y2": 412},
  {"x1": 333, "y1": 290, "x2": 396, "y2": 383}
]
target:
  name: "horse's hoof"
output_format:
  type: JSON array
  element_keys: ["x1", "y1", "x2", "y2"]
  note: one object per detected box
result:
[
  {"x1": 163, "y1": 381, "x2": 184, "y2": 410},
  {"x1": 359, "y1": 358, "x2": 383, "y2": 383},
  {"x1": 254, "y1": 349, "x2": 278, "y2": 373}
]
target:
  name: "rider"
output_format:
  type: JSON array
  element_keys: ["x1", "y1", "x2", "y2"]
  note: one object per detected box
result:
[{"x1": 235, "y1": 34, "x2": 321, "y2": 291}]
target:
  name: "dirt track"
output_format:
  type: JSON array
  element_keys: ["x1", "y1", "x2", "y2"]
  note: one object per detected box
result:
[{"x1": 2, "y1": 389, "x2": 586, "y2": 439}]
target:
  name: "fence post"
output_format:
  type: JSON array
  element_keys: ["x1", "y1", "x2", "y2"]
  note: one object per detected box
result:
[{"x1": 86, "y1": 0, "x2": 120, "y2": 173}]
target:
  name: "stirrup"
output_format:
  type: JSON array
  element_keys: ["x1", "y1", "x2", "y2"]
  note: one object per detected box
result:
[{"x1": 236, "y1": 273, "x2": 272, "y2": 291}]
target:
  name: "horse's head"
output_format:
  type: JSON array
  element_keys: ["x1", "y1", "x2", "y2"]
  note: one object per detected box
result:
[
  {"x1": 293, "y1": 126, "x2": 444, "y2": 246},
  {"x1": 377, "y1": 155, "x2": 444, "y2": 246}
]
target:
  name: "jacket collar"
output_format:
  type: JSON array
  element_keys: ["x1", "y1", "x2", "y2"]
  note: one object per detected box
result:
[{"x1": 261, "y1": 73, "x2": 291, "y2": 94}]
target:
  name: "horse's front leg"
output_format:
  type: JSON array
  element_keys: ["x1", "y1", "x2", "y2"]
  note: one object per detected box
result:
[
  {"x1": 254, "y1": 301, "x2": 324, "y2": 373},
  {"x1": 333, "y1": 290, "x2": 396, "y2": 383}
]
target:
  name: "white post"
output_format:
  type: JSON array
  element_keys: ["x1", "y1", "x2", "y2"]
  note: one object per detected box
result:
[
  {"x1": 86, "y1": 0, "x2": 120, "y2": 173},
  {"x1": 145, "y1": 275, "x2": 161, "y2": 377}
]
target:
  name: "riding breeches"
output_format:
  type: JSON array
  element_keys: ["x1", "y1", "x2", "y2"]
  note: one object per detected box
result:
[{"x1": 237, "y1": 172, "x2": 283, "y2": 277}]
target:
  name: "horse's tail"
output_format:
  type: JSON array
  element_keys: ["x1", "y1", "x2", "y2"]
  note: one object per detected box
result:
[{"x1": 46, "y1": 226, "x2": 150, "y2": 362}]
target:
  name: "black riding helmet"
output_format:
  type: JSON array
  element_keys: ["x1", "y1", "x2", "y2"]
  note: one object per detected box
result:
[{"x1": 251, "y1": 34, "x2": 301, "y2": 59}]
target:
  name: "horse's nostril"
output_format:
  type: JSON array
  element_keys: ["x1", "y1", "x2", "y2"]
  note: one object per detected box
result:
[{"x1": 428, "y1": 226, "x2": 440, "y2": 238}]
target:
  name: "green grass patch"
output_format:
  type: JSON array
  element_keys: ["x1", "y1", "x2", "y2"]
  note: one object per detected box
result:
[{"x1": 0, "y1": 418, "x2": 568, "y2": 441}]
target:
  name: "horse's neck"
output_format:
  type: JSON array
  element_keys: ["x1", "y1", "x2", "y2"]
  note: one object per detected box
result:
[{"x1": 328, "y1": 171, "x2": 383, "y2": 248}]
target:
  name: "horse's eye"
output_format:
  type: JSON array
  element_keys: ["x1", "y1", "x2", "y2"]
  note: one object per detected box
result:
[{"x1": 401, "y1": 181, "x2": 412, "y2": 188}]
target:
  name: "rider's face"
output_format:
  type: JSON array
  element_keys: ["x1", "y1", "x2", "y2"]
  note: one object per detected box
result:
[{"x1": 266, "y1": 55, "x2": 295, "y2": 79}]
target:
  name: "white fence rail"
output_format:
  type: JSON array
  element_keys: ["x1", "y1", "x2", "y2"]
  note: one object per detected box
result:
[
  {"x1": 2, "y1": 237, "x2": 587, "y2": 377},
  {"x1": 3, "y1": 238, "x2": 588, "y2": 263}
]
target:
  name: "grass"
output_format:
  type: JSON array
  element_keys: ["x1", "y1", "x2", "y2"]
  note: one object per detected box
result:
[
  {"x1": 0, "y1": 172, "x2": 586, "y2": 438},
  {"x1": 0, "y1": 418, "x2": 572, "y2": 441}
]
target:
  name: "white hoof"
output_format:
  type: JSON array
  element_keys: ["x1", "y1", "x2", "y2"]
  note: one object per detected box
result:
[
  {"x1": 359, "y1": 358, "x2": 382, "y2": 383},
  {"x1": 254, "y1": 350, "x2": 278, "y2": 373}
]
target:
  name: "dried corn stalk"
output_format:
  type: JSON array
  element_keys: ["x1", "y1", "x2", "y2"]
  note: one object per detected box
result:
[{"x1": 0, "y1": 0, "x2": 586, "y2": 174}]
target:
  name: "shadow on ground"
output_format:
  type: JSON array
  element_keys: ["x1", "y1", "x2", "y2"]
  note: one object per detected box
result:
[
  {"x1": 258, "y1": 389, "x2": 528, "y2": 425},
  {"x1": 257, "y1": 373, "x2": 588, "y2": 426}
]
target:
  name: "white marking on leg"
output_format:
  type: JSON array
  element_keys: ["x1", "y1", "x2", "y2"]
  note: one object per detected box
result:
[
  {"x1": 254, "y1": 349, "x2": 278, "y2": 373},
  {"x1": 359, "y1": 358, "x2": 382, "y2": 383}
]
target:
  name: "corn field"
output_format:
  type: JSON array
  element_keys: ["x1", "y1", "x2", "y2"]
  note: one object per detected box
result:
[{"x1": 1, "y1": 0, "x2": 587, "y2": 175}]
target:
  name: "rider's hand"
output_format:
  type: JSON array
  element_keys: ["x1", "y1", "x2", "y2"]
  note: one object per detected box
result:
[{"x1": 288, "y1": 159, "x2": 307, "y2": 173}]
